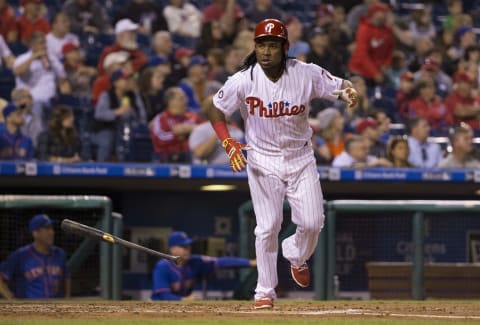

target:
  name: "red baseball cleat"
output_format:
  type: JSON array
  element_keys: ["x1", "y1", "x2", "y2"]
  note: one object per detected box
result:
[
  {"x1": 254, "y1": 297, "x2": 273, "y2": 309},
  {"x1": 291, "y1": 263, "x2": 310, "y2": 288}
]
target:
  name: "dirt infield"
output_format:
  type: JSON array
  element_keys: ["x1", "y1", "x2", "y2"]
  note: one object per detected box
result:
[{"x1": 1, "y1": 300, "x2": 480, "y2": 321}]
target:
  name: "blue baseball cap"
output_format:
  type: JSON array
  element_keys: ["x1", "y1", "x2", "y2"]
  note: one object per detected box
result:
[
  {"x1": 29, "y1": 214, "x2": 53, "y2": 232},
  {"x1": 149, "y1": 56, "x2": 168, "y2": 67},
  {"x1": 2, "y1": 103, "x2": 18, "y2": 119},
  {"x1": 188, "y1": 55, "x2": 207, "y2": 68},
  {"x1": 168, "y1": 231, "x2": 194, "y2": 248}
]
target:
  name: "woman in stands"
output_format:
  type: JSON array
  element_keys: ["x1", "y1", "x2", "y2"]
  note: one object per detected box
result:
[
  {"x1": 37, "y1": 105, "x2": 81, "y2": 163},
  {"x1": 386, "y1": 136, "x2": 412, "y2": 168}
]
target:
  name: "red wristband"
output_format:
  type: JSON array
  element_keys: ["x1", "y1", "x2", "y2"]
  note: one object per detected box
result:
[{"x1": 212, "y1": 121, "x2": 231, "y2": 142}]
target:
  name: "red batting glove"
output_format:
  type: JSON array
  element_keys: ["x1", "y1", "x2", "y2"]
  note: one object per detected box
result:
[
  {"x1": 333, "y1": 87, "x2": 358, "y2": 109},
  {"x1": 222, "y1": 138, "x2": 248, "y2": 172}
]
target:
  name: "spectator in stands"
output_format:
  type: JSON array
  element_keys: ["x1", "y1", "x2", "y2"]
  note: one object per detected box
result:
[
  {"x1": 46, "y1": 12, "x2": 79, "y2": 64},
  {"x1": 61, "y1": 42, "x2": 97, "y2": 100},
  {"x1": 151, "y1": 31, "x2": 173, "y2": 63},
  {"x1": 0, "y1": 0, "x2": 18, "y2": 43},
  {"x1": 92, "y1": 51, "x2": 131, "y2": 104},
  {"x1": 11, "y1": 87, "x2": 43, "y2": 147},
  {"x1": 386, "y1": 136, "x2": 412, "y2": 167},
  {"x1": 214, "y1": 46, "x2": 242, "y2": 84},
  {"x1": 312, "y1": 108, "x2": 346, "y2": 165},
  {"x1": 396, "y1": 71, "x2": 415, "y2": 120},
  {"x1": 94, "y1": 70, "x2": 147, "y2": 162},
  {"x1": 0, "y1": 35, "x2": 15, "y2": 69},
  {"x1": 169, "y1": 47, "x2": 194, "y2": 87},
  {"x1": 414, "y1": 58, "x2": 452, "y2": 99},
  {"x1": 244, "y1": 0, "x2": 283, "y2": 28},
  {"x1": 17, "y1": 0, "x2": 50, "y2": 45},
  {"x1": 443, "y1": 0, "x2": 471, "y2": 34},
  {"x1": 97, "y1": 19, "x2": 148, "y2": 76},
  {"x1": 439, "y1": 123, "x2": 480, "y2": 168},
  {"x1": 332, "y1": 136, "x2": 392, "y2": 168},
  {"x1": 348, "y1": 3, "x2": 394, "y2": 85},
  {"x1": 342, "y1": 75, "x2": 372, "y2": 129},
  {"x1": 407, "y1": 36, "x2": 434, "y2": 73},
  {"x1": 407, "y1": 78, "x2": 449, "y2": 131},
  {"x1": 305, "y1": 27, "x2": 346, "y2": 79},
  {"x1": 356, "y1": 117, "x2": 385, "y2": 158},
  {"x1": 196, "y1": 21, "x2": 232, "y2": 57},
  {"x1": 115, "y1": 0, "x2": 168, "y2": 35},
  {"x1": 202, "y1": 0, "x2": 244, "y2": 38},
  {"x1": 37, "y1": 105, "x2": 81, "y2": 162},
  {"x1": 311, "y1": 3, "x2": 352, "y2": 58},
  {"x1": 0, "y1": 214, "x2": 70, "y2": 299},
  {"x1": 189, "y1": 95, "x2": 243, "y2": 165},
  {"x1": 332, "y1": 4, "x2": 352, "y2": 39},
  {"x1": 233, "y1": 30, "x2": 255, "y2": 61},
  {"x1": 62, "y1": 0, "x2": 111, "y2": 35},
  {"x1": 149, "y1": 55, "x2": 172, "y2": 82},
  {"x1": 179, "y1": 55, "x2": 222, "y2": 113},
  {"x1": 285, "y1": 16, "x2": 309, "y2": 62},
  {"x1": 445, "y1": 71, "x2": 480, "y2": 131},
  {"x1": 446, "y1": 26, "x2": 477, "y2": 65},
  {"x1": 149, "y1": 87, "x2": 203, "y2": 163},
  {"x1": 407, "y1": 117, "x2": 442, "y2": 168},
  {"x1": 370, "y1": 109, "x2": 391, "y2": 143},
  {"x1": 13, "y1": 32, "x2": 69, "y2": 124},
  {"x1": 408, "y1": 7, "x2": 436, "y2": 42},
  {"x1": 138, "y1": 67, "x2": 166, "y2": 122},
  {"x1": 163, "y1": 0, "x2": 202, "y2": 49},
  {"x1": 151, "y1": 231, "x2": 255, "y2": 301},
  {"x1": 0, "y1": 103, "x2": 34, "y2": 160},
  {"x1": 206, "y1": 48, "x2": 224, "y2": 81},
  {"x1": 346, "y1": 0, "x2": 379, "y2": 33},
  {"x1": 386, "y1": 50, "x2": 407, "y2": 90}
]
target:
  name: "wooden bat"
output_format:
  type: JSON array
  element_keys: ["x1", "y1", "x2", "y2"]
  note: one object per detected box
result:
[{"x1": 61, "y1": 219, "x2": 181, "y2": 263}]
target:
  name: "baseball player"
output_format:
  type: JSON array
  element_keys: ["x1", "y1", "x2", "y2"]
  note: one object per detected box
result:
[
  {"x1": 0, "y1": 214, "x2": 70, "y2": 299},
  {"x1": 206, "y1": 18, "x2": 358, "y2": 309},
  {"x1": 151, "y1": 231, "x2": 256, "y2": 300}
]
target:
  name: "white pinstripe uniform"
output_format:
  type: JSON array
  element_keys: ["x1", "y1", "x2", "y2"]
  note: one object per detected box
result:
[{"x1": 213, "y1": 59, "x2": 343, "y2": 300}]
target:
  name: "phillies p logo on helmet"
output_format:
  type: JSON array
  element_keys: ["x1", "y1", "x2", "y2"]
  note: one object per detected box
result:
[{"x1": 265, "y1": 23, "x2": 275, "y2": 33}]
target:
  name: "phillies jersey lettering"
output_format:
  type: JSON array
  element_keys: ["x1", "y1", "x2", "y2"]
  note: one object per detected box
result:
[
  {"x1": 0, "y1": 244, "x2": 68, "y2": 298},
  {"x1": 246, "y1": 97, "x2": 305, "y2": 118},
  {"x1": 213, "y1": 60, "x2": 342, "y2": 156}
]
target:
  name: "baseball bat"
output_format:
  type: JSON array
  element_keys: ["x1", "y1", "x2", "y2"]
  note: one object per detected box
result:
[{"x1": 61, "y1": 219, "x2": 181, "y2": 263}]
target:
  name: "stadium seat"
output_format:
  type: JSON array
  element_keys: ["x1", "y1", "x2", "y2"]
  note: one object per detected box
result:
[
  {"x1": 127, "y1": 124, "x2": 154, "y2": 162},
  {"x1": 0, "y1": 67, "x2": 15, "y2": 101},
  {"x1": 8, "y1": 42, "x2": 28, "y2": 56}
]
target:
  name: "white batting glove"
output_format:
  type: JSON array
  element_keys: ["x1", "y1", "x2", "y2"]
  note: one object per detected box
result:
[{"x1": 333, "y1": 87, "x2": 358, "y2": 109}]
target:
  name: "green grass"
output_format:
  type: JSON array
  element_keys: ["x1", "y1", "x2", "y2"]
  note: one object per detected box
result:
[{"x1": 0, "y1": 320, "x2": 478, "y2": 325}]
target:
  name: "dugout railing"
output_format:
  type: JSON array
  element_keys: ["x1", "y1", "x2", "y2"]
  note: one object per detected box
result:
[
  {"x1": 238, "y1": 199, "x2": 480, "y2": 300},
  {"x1": 0, "y1": 195, "x2": 123, "y2": 299}
]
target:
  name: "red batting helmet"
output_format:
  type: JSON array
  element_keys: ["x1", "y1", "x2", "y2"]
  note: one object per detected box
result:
[{"x1": 254, "y1": 19, "x2": 289, "y2": 51}]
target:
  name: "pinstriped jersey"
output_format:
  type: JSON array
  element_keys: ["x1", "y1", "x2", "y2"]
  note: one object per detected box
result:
[{"x1": 213, "y1": 59, "x2": 342, "y2": 156}]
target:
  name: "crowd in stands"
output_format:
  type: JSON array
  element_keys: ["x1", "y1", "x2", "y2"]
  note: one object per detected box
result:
[{"x1": 0, "y1": 0, "x2": 479, "y2": 169}]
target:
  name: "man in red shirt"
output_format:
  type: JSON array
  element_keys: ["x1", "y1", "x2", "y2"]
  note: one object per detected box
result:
[
  {"x1": 445, "y1": 71, "x2": 480, "y2": 130},
  {"x1": 0, "y1": 0, "x2": 17, "y2": 42},
  {"x1": 348, "y1": 3, "x2": 394, "y2": 84},
  {"x1": 149, "y1": 87, "x2": 203, "y2": 163},
  {"x1": 96, "y1": 18, "x2": 148, "y2": 75},
  {"x1": 17, "y1": 0, "x2": 50, "y2": 44}
]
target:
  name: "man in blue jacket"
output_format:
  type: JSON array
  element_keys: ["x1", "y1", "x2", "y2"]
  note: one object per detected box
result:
[{"x1": 151, "y1": 231, "x2": 256, "y2": 300}]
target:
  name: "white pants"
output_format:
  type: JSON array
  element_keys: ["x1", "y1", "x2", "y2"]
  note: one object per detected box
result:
[{"x1": 247, "y1": 148, "x2": 324, "y2": 300}]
